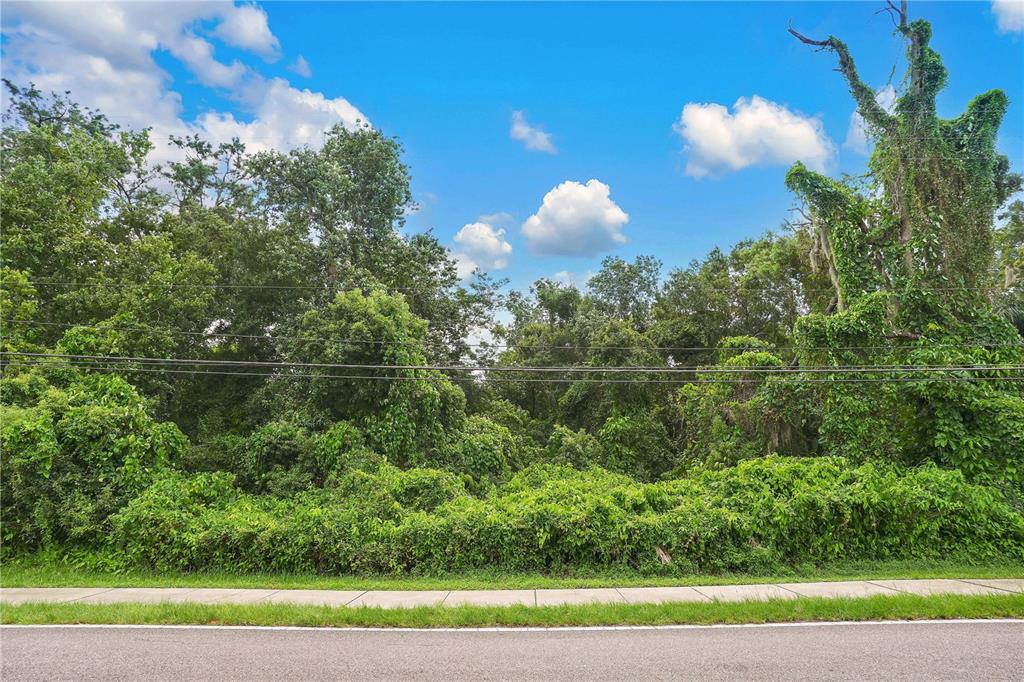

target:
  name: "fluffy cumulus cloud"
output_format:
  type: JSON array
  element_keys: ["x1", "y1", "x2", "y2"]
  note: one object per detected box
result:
[
  {"x1": 521, "y1": 180, "x2": 629, "y2": 256},
  {"x1": 0, "y1": 2, "x2": 365, "y2": 166},
  {"x1": 993, "y1": 0, "x2": 1024, "y2": 32},
  {"x1": 844, "y1": 85, "x2": 898, "y2": 154},
  {"x1": 451, "y1": 217, "x2": 514, "y2": 278},
  {"x1": 195, "y1": 78, "x2": 367, "y2": 154},
  {"x1": 212, "y1": 3, "x2": 280, "y2": 60},
  {"x1": 673, "y1": 95, "x2": 835, "y2": 178},
  {"x1": 510, "y1": 110, "x2": 557, "y2": 154},
  {"x1": 454, "y1": 222, "x2": 513, "y2": 269},
  {"x1": 453, "y1": 252, "x2": 480, "y2": 280}
]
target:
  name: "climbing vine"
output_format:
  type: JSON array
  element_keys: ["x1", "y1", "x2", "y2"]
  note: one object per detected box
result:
[
  {"x1": 788, "y1": 2, "x2": 1021, "y2": 325},
  {"x1": 779, "y1": 2, "x2": 1024, "y2": 484}
]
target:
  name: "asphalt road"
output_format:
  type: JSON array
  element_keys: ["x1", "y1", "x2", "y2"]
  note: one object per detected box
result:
[{"x1": 2, "y1": 621, "x2": 1022, "y2": 681}]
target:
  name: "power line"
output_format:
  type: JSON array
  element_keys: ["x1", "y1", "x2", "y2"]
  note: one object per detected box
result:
[
  {"x1": 3, "y1": 352, "x2": 1023, "y2": 375},
  {"x1": 3, "y1": 359, "x2": 1022, "y2": 385},
  {"x1": 23, "y1": 279, "x2": 1005, "y2": 294},
  {"x1": 23, "y1": 280, "x2": 443, "y2": 294},
  {"x1": 4, "y1": 319, "x2": 1022, "y2": 353}
]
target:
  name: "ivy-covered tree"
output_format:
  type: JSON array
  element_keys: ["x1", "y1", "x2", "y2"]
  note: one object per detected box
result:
[
  {"x1": 786, "y1": 2, "x2": 1021, "y2": 323},
  {"x1": 781, "y1": 3, "x2": 1024, "y2": 484}
]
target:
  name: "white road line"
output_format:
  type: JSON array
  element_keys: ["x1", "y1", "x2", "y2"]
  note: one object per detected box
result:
[{"x1": 2, "y1": 619, "x2": 1021, "y2": 633}]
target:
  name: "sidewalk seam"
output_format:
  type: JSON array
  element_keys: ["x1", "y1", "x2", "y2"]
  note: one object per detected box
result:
[
  {"x1": 345, "y1": 590, "x2": 368, "y2": 607},
  {"x1": 956, "y1": 579, "x2": 1020, "y2": 595},
  {"x1": 613, "y1": 587, "x2": 627, "y2": 604},
  {"x1": 865, "y1": 580, "x2": 903, "y2": 593},
  {"x1": 255, "y1": 590, "x2": 283, "y2": 603},
  {"x1": 212, "y1": 589, "x2": 250, "y2": 603},
  {"x1": 67, "y1": 588, "x2": 118, "y2": 603},
  {"x1": 773, "y1": 583, "x2": 803, "y2": 597},
  {"x1": 690, "y1": 586, "x2": 714, "y2": 602}
]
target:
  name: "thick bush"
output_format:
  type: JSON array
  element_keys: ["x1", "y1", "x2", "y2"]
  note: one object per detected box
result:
[
  {"x1": 445, "y1": 416, "x2": 516, "y2": 485},
  {"x1": 107, "y1": 456, "x2": 1024, "y2": 574},
  {"x1": 596, "y1": 412, "x2": 675, "y2": 481},
  {"x1": 0, "y1": 369, "x2": 187, "y2": 546},
  {"x1": 314, "y1": 421, "x2": 383, "y2": 480},
  {"x1": 545, "y1": 425, "x2": 602, "y2": 469},
  {"x1": 236, "y1": 420, "x2": 316, "y2": 495}
]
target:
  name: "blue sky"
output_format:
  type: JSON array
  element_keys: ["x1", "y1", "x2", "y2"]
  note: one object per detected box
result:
[{"x1": 3, "y1": 1, "x2": 1022, "y2": 291}]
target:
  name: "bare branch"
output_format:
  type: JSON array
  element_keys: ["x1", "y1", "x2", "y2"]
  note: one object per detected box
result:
[
  {"x1": 787, "y1": 21, "x2": 830, "y2": 47},
  {"x1": 876, "y1": 2, "x2": 899, "y2": 29},
  {"x1": 787, "y1": 20, "x2": 896, "y2": 132},
  {"x1": 878, "y1": 1, "x2": 908, "y2": 30}
]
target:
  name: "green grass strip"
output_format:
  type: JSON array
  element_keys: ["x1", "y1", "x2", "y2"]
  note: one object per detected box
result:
[
  {"x1": 3, "y1": 557, "x2": 1022, "y2": 591},
  {"x1": 3, "y1": 593, "x2": 1022, "y2": 629}
]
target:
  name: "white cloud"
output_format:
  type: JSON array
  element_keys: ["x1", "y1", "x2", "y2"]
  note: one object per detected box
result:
[
  {"x1": 166, "y1": 32, "x2": 247, "y2": 88},
  {"x1": 454, "y1": 221, "x2": 513, "y2": 269},
  {"x1": 195, "y1": 78, "x2": 366, "y2": 154},
  {"x1": 0, "y1": 2, "x2": 366, "y2": 167},
  {"x1": 289, "y1": 55, "x2": 312, "y2": 78},
  {"x1": 993, "y1": 0, "x2": 1024, "y2": 32},
  {"x1": 477, "y1": 211, "x2": 514, "y2": 228},
  {"x1": 510, "y1": 110, "x2": 557, "y2": 154},
  {"x1": 453, "y1": 252, "x2": 479, "y2": 280},
  {"x1": 451, "y1": 217, "x2": 513, "y2": 279},
  {"x1": 521, "y1": 179, "x2": 629, "y2": 256},
  {"x1": 213, "y1": 3, "x2": 280, "y2": 60},
  {"x1": 552, "y1": 270, "x2": 593, "y2": 286},
  {"x1": 844, "y1": 85, "x2": 898, "y2": 154},
  {"x1": 673, "y1": 95, "x2": 835, "y2": 178}
]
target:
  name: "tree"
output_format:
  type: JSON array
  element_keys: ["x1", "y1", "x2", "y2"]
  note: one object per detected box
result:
[
  {"x1": 248, "y1": 125, "x2": 501, "y2": 363},
  {"x1": 779, "y1": 3, "x2": 1024, "y2": 484},
  {"x1": 587, "y1": 255, "x2": 661, "y2": 329},
  {"x1": 654, "y1": 232, "x2": 822, "y2": 363},
  {"x1": 994, "y1": 201, "x2": 1023, "y2": 333},
  {"x1": 0, "y1": 81, "x2": 153, "y2": 334},
  {"x1": 272, "y1": 289, "x2": 467, "y2": 466},
  {"x1": 787, "y1": 3, "x2": 1021, "y2": 321}
]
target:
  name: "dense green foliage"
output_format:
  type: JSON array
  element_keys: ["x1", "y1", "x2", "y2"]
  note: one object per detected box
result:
[
  {"x1": 1, "y1": 8, "x2": 1022, "y2": 576},
  {"x1": 108, "y1": 458, "x2": 1023, "y2": 574}
]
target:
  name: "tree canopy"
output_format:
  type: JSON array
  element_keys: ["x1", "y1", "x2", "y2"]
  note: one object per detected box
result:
[{"x1": 1, "y1": 6, "x2": 1022, "y2": 574}]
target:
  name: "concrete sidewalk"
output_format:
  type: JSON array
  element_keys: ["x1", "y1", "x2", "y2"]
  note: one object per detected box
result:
[{"x1": 2, "y1": 579, "x2": 1021, "y2": 609}]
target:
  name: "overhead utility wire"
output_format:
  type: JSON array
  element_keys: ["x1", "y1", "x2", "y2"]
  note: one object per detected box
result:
[
  {"x1": 4, "y1": 360, "x2": 1023, "y2": 386},
  {"x1": 24, "y1": 280, "x2": 1007, "y2": 294},
  {"x1": 3, "y1": 352, "x2": 1023, "y2": 375},
  {"x1": 4, "y1": 319, "x2": 1021, "y2": 353}
]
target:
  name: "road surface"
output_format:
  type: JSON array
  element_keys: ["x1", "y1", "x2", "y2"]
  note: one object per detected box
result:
[{"x1": 2, "y1": 621, "x2": 1022, "y2": 681}]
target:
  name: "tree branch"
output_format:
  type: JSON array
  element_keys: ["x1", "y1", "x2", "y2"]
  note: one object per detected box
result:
[
  {"x1": 877, "y1": 1, "x2": 908, "y2": 30},
  {"x1": 886, "y1": 330, "x2": 923, "y2": 341},
  {"x1": 788, "y1": 20, "x2": 896, "y2": 132}
]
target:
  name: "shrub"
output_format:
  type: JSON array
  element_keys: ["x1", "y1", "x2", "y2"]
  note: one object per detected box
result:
[
  {"x1": 545, "y1": 425, "x2": 602, "y2": 470},
  {"x1": 235, "y1": 421, "x2": 315, "y2": 495},
  {"x1": 446, "y1": 416, "x2": 516, "y2": 485},
  {"x1": 0, "y1": 369, "x2": 187, "y2": 546},
  {"x1": 596, "y1": 412, "x2": 675, "y2": 481},
  {"x1": 314, "y1": 421, "x2": 383, "y2": 479},
  {"x1": 106, "y1": 456, "x2": 1024, "y2": 574}
]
